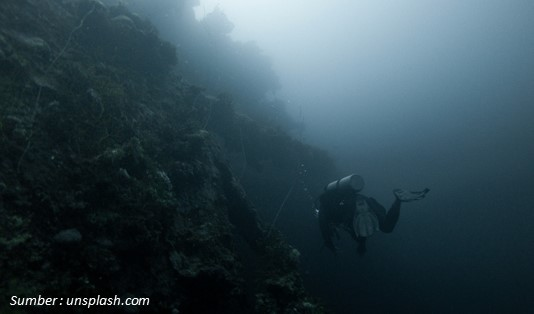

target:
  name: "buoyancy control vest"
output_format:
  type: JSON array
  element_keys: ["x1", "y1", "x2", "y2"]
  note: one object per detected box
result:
[{"x1": 353, "y1": 195, "x2": 379, "y2": 237}]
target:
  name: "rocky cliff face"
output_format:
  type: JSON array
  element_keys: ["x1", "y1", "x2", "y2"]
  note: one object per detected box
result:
[{"x1": 0, "y1": 1, "x2": 329, "y2": 313}]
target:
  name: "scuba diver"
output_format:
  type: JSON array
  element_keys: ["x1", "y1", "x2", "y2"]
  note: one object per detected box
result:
[{"x1": 318, "y1": 174, "x2": 429, "y2": 255}]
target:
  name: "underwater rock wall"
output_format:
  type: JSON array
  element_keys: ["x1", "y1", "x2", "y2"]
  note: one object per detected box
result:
[{"x1": 0, "y1": 0, "x2": 327, "y2": 313}]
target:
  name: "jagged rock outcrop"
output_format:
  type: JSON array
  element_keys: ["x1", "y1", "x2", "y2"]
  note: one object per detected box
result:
[{"x1": 0, "y1": 0, "x2": 327, "y2": 313}]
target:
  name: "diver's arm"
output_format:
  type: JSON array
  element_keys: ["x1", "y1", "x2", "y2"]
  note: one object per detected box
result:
[{"x1": 368, "y1": 197, "x2": 400, "y2": 233}]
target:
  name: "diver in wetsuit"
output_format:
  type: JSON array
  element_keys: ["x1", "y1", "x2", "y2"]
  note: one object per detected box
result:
[{"x1": 318, "y1": 174, "x2": 429, "y2": 255}]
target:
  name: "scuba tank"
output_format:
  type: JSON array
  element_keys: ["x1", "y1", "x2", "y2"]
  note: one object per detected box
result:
[
  {"x1": 325, "y1": 174, "x2": 365, "y2": 192},
  {"x1": 315, "y1": 174, "x2": 364, "y2": 219}
]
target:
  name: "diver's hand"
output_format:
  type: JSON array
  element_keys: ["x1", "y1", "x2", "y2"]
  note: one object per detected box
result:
[{"x1": 394, "y1": 188, "x2": 430, "y2": 202}]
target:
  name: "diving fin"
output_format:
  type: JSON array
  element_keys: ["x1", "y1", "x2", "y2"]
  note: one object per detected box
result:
[{"x1": 394, "y1": 188, "x2": 430, "y2": 202}]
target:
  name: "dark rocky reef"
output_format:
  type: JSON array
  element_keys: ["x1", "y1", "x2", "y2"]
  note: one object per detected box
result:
[{"x1": 0, "y1": 0, "x2": 332, "y2": 313}]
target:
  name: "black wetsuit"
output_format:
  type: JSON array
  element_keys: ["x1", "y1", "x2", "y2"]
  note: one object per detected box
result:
[{"x1": 318, "y1": 188, "x2": 401, "y2": 253}]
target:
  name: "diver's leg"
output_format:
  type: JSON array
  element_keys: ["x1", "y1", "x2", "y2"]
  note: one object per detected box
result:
[{"x1": 356, "y1": 237, "x2": 367, "y2": 256}]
